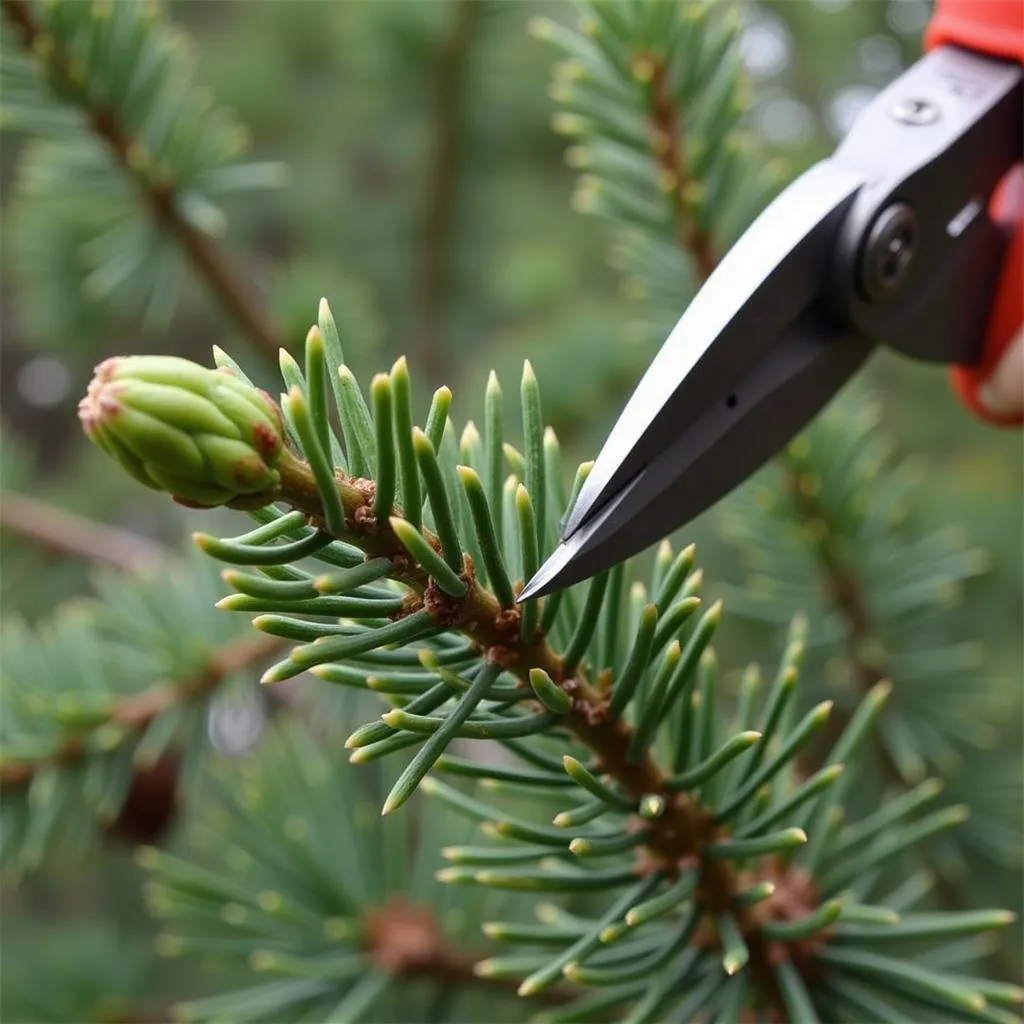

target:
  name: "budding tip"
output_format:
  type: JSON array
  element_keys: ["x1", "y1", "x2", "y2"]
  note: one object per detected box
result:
[{"x1": 873, "y1": 679, "x2": 894, "y2": 702}]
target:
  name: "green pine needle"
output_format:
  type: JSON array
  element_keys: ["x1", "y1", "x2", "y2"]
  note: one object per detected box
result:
[
  {"x1": 382, "y1": 664, "x2": 501, "y2": 815},
  {"x1": 412, "y1": 428, "x2": 463, "y2": 572},
  {"x1": 388, "y1": 357, "x2": 421, "y2": 524},
  {"x1": 457, "y1": 465, "x2": 515, "y2": 607},
  {"x1": 370, "y1": 374, "x2": 395, "y2": 522},
  {"x1": 529, "y1": 668, "x2": 573, "y2": 714},
  {"x1": 390, "y1": 517, "x2": 466, "y2": 598}
]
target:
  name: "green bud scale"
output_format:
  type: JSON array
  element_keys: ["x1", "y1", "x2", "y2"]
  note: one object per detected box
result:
[{"x1": 79, "y1": 356, "x2": 285, "y2": 508}]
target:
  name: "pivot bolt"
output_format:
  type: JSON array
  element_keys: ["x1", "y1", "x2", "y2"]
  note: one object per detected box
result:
[
  {"x1": 890, "y1": 97, "x2": 940, "y2": 125},
  {"x1": 860, "y1": 203, "x2": 918, "y2": 300}
]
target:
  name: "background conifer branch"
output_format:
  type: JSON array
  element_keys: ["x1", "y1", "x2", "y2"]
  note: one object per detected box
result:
[
  {"x1": 362, "y1": 898, "x2": 578, "y2": 1006},
  {"x1": 775, "y1": 446, "x2": 1020, "y2": 980},
  {"x1": 0, "y1": 633, "x2": 286, "y2": 791},
  {"x1": 0, "y1": 490, "x2": 167, "y2": 571},
  {"x1": 1, "y1": 0, "x2": 284, "y2": 360}
]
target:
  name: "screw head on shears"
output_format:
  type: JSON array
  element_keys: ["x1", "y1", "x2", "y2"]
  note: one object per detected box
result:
[
  {"x1": 860, "y1": 202, "x2": 918, "y2": 299},
  {"x1": 890, "y1": 97, "x2": 940, "y2": 125}
]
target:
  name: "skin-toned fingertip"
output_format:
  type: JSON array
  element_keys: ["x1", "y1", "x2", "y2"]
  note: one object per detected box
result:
[{"x1": 977, "y1": 330, "x2": 1024, "y2": 417}]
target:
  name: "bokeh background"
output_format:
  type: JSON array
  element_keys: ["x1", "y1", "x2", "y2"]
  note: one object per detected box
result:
[{"x1": 2, "y1": 0, "x2": 1021, "y2": 1015}]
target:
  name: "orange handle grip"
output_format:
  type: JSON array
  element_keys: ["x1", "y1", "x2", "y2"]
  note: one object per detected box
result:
[
  {"x1": 926, "y1": 0, "x2": 1024, "y2": 426},
  {"x1": 925, "y1": 0, "x2": 1024, "y2": 62}
]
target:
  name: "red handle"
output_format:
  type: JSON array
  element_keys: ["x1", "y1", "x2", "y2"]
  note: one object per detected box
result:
[
  {"x1": 926, "y1": 0, "x2": 1024, "y2": 427},
  {"x1": 925, "y1": 0, "x2": 1024, "y2": 62}
]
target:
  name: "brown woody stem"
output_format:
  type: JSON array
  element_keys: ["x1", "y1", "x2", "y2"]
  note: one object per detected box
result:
[
  {"x1": 2, "y1": 0, "x2": 284, "y2": 362},
  {"x1": 647, "y1": 59, "x2": 718, "y2": 281}
]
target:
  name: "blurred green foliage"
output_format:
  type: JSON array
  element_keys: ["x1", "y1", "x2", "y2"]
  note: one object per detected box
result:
[{"x1": 1, "y1": 0, "x2": 1019, "y2": 1019}]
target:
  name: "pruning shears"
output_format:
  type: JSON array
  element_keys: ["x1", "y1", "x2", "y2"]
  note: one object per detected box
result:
[{"x1": 521, "y1": 0, "x2": 1024, "y2": 601}]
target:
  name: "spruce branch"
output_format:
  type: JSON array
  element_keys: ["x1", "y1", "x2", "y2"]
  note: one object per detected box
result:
[
  {"x1": 0, "y1": 490, "x2": 167, "y2": 571},
  {"x1": 1, "y1": 554, "x2": 285, "y2": 868},
  {"x1": 0, "y1": 633, "x2": 285, "y2": 791},
  {"x1": 79, "y1": 310, "x2": 1014, "y2": 1020},
  {"x1": 143, "y1": 720, "x2": 582, "y2": 1022},
  {"x1": 2, "y1": 0, "x2": 284, "y2": 360},
  {"x1": 777, "y1": 451, "x2": 907, "y2": 767},
  {"x1": 227, "y1": 410, "x2": 768, "y2": 922}
]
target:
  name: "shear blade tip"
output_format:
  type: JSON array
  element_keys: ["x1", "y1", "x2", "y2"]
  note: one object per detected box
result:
[
  {"x1": 517, "y1": 569, "x2": 554, "y2": 604},
  {"x1": 518, "y1": 541, "x2": 578, "y2": 602}
]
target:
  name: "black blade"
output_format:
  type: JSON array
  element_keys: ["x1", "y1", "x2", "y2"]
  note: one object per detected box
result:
[
  {"x1": 562, "y1": 160, "x2": 866, "y2": 543},
  {"x1": 521, "y1": 318, "x2": 874, "y2": 599}
]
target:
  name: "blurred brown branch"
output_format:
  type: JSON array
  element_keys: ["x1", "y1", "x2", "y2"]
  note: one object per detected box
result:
[
  {"x1": 648, "y1": 60, "x2": 717, "y2": 281},
  {"x1": 1, "y1": 0, "x2": 285, "y2": 363},
  {"x1": 414, "y1": 0, "x2": 480, "y2": 383},
  {"x1": 0, "y1": 490, "x2": 168, "y2": 572}
]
